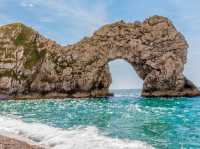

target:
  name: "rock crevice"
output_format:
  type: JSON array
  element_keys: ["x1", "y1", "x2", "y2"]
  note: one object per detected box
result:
[{"x1": 0, "y1": 15, "x2": 199, "y2": 99}]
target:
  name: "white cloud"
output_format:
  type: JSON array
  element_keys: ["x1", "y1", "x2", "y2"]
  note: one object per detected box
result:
[
  {"x1": 20, "y1": 0, "x2": 108, "y2": 33},
  {"x1": 21, "y1": 2, "x2": 35, "y2": 8}
]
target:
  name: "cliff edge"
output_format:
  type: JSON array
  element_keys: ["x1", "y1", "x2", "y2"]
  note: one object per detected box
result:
[{"x1": 0, "y1": 15, "x2": 199, "y2": 99}]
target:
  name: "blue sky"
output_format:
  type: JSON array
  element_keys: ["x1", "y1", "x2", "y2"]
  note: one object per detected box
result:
[{"x1": 0, "y1": 0, "x2": 200, "y2": 89}]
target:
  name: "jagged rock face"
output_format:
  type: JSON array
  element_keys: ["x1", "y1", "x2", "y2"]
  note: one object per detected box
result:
[{"x1": 0, "y1": 16, "x2": 199, "y2": 99}]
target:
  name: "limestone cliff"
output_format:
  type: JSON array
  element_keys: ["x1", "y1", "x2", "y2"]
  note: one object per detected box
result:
[{"x1": 0, "y1": 15, "x2": 199, "y2": 99}]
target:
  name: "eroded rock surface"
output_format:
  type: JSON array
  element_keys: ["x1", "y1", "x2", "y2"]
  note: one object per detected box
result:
[
  {"x1": 0, "y1": 15, "x2": 199, "y2": 99},
  {"x1": 0, "y1": 133, "x2": 45, "y2": 149}
]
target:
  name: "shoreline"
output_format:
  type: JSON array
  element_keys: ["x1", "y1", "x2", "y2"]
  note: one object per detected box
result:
[
  {"x1": 1, "y1": 91, "x2": 200, "y2": 101},
  {"x1": 0, "y1": 131, "x2": 46, "y2": 149},
  {"x1": 0, "y1": 93, "x2": 114, "y2": 101}
]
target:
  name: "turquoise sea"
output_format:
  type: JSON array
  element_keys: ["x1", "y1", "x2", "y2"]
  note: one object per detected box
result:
[{"x1": 0, "y1": 89, "x2": 200, "y2": 149}]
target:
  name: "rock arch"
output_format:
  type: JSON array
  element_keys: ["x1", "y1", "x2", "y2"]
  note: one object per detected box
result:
[{"x1": 0, "y1": 15, "x2": 199, "y2": 99}]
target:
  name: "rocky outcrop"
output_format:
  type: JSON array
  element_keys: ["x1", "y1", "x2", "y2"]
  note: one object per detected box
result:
[
  {"x1": 0, "y1": 133, "x2": 45, "y2": 149},
  {"x1": 0, "y1": 15, "x2": 199, "y2": 99}
]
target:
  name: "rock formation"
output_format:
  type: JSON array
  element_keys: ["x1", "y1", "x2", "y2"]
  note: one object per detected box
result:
[
  {"x1": 0, "y1": 15, "x2": 199, "y2": 99},
  {"x1": 0, "y1": 132, "x2": 45, "y2": 149}
]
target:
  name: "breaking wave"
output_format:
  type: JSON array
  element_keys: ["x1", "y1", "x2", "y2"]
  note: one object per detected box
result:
[{"x1": 0, "y1": 116, "x2": 154, "y2": 149}]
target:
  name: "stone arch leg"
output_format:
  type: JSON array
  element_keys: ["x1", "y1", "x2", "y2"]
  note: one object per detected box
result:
[
  {"x1": 141, "y1": 68, "x2": 200, "y2": 97},
  {"x1": 90, "y1": 64, "x2": 112, "y2": 97}
]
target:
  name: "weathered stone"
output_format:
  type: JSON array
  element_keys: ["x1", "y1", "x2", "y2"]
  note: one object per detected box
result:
[
  {"x1": 0, "y1": 132, "x2": 45, "y2": 149},
  {"x1": 0, "y1": 15, "x2": 199, "y2": 99}
]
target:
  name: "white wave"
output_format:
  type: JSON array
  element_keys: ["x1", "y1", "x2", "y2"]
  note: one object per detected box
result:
[
  {"x1": 112, "y1": 90, "x2": 141, "y2": 98},
  {"x1": 0, "y1": 116, "x2": 154, "y2": 149},
  {"x1": 113, "y1": 93, "x2": 140, "y2": 98}
]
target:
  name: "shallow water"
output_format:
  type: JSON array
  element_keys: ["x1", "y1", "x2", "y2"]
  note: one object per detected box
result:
[{"x1": 0, "y1": 89, "x2": 200, "y2": 149}]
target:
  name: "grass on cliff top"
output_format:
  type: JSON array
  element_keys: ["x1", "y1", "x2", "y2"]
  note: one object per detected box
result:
[
  {"x1": 0, "y1": 22, "x2": 35, "y2": 47},
  {"x1": 14, "y1": 23, "x2": 35, "y2": 46},
  {"x1": 0, "y1": 23, "x2": 46, "y2": 70},
  {"x1": 14, "y1": 23, "x2": 46, "y2": 70}
]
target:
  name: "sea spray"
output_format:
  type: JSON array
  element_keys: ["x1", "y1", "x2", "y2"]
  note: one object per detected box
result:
[{"x1": 0, "y1": 116, "x2": 154, "y2": 149}]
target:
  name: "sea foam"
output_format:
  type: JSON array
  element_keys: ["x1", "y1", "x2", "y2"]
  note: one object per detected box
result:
[{"x1": 0, "y1": 116, "x2": 154, "y2": 149}]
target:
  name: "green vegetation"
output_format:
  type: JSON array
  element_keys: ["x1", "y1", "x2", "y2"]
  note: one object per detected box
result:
[
  {"x1": 15, "y1": 33, "x2": 26, "y2": 45},
  {"x1": 1, "y1": 23, "x2": 47, "y2": 70},
  {"x1": 0, "y1": 23, "x2": 33, "y2": 38},
  {"x1": 24, "y1": 48, "x2": 46, "y2": 70},
  {"x1": 14, "y1": 23, "x2": 34, "y2": 46},
  {"x1": 0, "y1": 70, "x2": 17, "y2": 79}
]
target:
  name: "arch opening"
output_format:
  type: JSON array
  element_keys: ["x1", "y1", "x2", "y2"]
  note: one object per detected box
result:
[{"x1": 108, "y1": 59, "x2": 143, "y2": 94}]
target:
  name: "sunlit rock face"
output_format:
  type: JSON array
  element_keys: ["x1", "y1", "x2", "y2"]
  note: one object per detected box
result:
[{"x1": 0, "y1": 15, "x2": 199, "y2": 99}]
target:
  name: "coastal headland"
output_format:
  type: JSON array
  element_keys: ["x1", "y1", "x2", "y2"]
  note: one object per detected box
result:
[{"x1": 0, "y1": 15, "x2": 199, "y2": 99}]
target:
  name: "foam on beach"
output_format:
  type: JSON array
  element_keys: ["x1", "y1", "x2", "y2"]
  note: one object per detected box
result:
[{"x1": 0, "y1": 116, "x2": 154, "y2": 149}]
